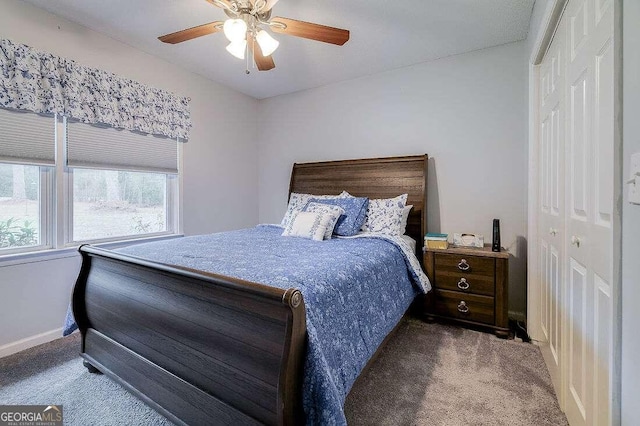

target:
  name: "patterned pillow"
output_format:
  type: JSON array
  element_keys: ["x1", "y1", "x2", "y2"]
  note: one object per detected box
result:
[
  {"x1": 280, "y1": 191, "x2": 349, "y2": 230},
  {"x1": 307, "y1": 196, "x2": 369, "y2": 237},
  {"x1": 361, "y1": 194, "x2": 408, "y2": 235},
  {"x1": 281, "y1": 211, "x2": 332, "y2": 241},
  {"x1": 303, "y1": 202, "x2": 345, "y2": 240},
  {"x1": 400, "y1": 205, "x2": 413, "y2": 235}
]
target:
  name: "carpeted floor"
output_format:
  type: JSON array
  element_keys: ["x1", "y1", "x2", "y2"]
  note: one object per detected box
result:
[
  {"x1": 344, "y1": 319, "x2": 567, "y2": 425},
  {"x1": 0, "y1": 319, "x2": 567, "y2": 425}
]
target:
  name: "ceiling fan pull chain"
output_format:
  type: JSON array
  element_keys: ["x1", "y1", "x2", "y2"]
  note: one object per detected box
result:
[
  {"x1": 245, "y1": 40, "x2": 250, "y2": 74},
  {"x1": 252, "y1": 35, "x2": 256, "y2": 71}
]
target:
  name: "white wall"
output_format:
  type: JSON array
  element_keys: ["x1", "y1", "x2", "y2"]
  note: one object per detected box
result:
[
  {"x1": 0, "y1": 0, "x2": 259, "y2": 353},
  {"x1": 257, "y1": 41, "x2": 529, "y2": 318},
  {"x1": 621, "y1": 0, "x2": 640, "y2": 423},
  {"x1": 0, "y1": 256, "x2": 81, "y2": 353}
]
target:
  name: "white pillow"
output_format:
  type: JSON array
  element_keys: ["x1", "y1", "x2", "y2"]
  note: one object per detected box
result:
[
  {"x1": 361, "y1": 194, "x2": 408, "y2": 235},
  {"x1": 282, "y1": 211, "x2": 332, "y2": 241},
  {"x1": 303, "y1": 202, "x2": 345, "y2": 240},
  {"x1": 280, "y1": 191, "x2": 349, "y2": 229},
  {"x1": 400, "y1": 205, "x2": 413, "y2": 235}
]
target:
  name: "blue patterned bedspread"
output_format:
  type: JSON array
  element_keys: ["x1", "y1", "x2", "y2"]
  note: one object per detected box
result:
[{"x1": 63, "y1": 225, "x2": 430, "y2": 425}]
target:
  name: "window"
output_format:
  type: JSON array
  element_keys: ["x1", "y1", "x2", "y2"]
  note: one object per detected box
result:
[
  {"x1": 71, "y1": 169, "x2": 170, "y2": 242},
  {"x1": 0, "y1": 108, "x2": 180, "y2": 256},
  {"x1": 65, "y1": 119, "x2": 179, "y2": 244},
  {"x1": 0, "y1": 109, "x2": 55, "y2": 254},
  {"x1": 0, "y1": 163, "x2": 43, "y2": 250}
]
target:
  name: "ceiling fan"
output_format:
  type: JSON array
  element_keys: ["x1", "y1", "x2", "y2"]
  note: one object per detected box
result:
[{"x1": 158, "y1": 0, "x2": 350, "y2": 72}]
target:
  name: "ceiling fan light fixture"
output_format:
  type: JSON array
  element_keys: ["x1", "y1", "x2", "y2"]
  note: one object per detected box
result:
[
  {"x1": 223, "y1": 18, "x2": 247, "y2": 42},
  {"x1": 255, "y1": 30, "x2": 279, "y2": 56},
  {"x1": 226, "y1": 39, "x2": 247, "y2": 59},
  {"x1": 158, "y1": 1, "x2": 351, "y2": 73}
]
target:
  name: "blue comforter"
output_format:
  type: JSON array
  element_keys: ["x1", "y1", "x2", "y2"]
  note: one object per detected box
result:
[{"x1": 64, "y1": 225, "x2": 430, "y2": 425}]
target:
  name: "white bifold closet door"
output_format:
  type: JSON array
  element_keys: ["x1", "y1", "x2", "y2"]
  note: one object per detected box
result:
[
  {"x1": 538, "y1": 8, "x2": 566, "y2": 400},
  {"x1": 536, "y1": 0, "x2": 615, "y2": 424}
]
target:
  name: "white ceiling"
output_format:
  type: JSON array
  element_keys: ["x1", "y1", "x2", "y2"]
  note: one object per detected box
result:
[{"x1": 24, "y1": 0, "x2": 535, "y2": 99}]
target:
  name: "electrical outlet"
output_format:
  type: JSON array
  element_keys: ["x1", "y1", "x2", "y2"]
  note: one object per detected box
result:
[{"x1": 629, "y1": 152, "x2": 640, "y2": 205}]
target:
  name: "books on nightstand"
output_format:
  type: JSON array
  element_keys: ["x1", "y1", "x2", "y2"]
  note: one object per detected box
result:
[{"x1": 425, "y1": 233, "x2": 448, "y2": 250}]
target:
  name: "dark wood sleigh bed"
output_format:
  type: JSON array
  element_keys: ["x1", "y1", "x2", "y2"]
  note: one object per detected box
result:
[{"x1": 72, "y1": 154, "x2": 428, "y2": 425}]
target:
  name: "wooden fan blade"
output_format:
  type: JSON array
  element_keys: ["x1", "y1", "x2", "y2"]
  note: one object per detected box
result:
[
  {"x1": 248, "y1": 33, "x2": 275, "y2": 71},
  {"x1": 270, "y1": 17, "x2": 349, "y2": 45},
  {"x1": 158, "y1": 21, "x2": 223, "y2": 44}
]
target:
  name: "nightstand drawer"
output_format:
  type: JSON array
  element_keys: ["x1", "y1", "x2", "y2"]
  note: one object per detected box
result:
[
  {"x1": 433, "y1": 273, "x2": 495, "y2": 296},
  {"x1": 434, "y1": 253, "x2": 494, "y2": 277},
  {"x1": 433, "y1": 290, "x2": 495, "y2": 325}
]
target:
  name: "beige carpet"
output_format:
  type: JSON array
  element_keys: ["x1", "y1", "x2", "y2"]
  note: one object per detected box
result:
[
  {"x1": 345, "y1": 319, "x2": 568, "y2": 425},
  {"x1": 0, "y1": 319, "x2": 567, "y2": 425}
]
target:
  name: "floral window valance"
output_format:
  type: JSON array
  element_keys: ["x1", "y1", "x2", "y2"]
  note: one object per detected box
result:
[{"x1": 0, "y1": 39, "x2": 191, "y2": 140}]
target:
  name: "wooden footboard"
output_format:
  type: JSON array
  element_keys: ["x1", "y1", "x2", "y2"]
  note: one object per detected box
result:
[{"x1": 72, "y1": 245, "x2": 306, "y2": 426}]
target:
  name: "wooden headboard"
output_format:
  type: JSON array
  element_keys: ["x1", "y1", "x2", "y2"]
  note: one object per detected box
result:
[{"x1": 289, "y1": 154, "x2": 428, "y2": 255}]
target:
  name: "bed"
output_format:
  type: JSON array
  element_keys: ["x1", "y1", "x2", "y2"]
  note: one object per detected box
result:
[{"x1": 68, "y1": 154, "x2": 429, "y2": 425}]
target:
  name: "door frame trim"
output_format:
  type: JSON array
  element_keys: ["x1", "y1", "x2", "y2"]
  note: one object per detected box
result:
[
  {"x1": 612, "y1": 1, "x2": 623, "y2": 424},
  {"x1": 531, "y1": 0, "x2": 570, "y2": 67}
]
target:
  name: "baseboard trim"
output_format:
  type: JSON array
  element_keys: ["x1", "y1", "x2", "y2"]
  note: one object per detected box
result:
[{"x1": 0, "y1": 327, "x2": 64, "y2": 358}]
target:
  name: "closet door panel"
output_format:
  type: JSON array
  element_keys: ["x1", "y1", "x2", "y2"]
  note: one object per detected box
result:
[
  {"x1": 593, "y1": 274, "x2": 612, "y2": 425},
  {"x1": 590, "y1": 1, "x2": 614, "y2": 424},
  {"x1": 569, "y1": 70, "x2": 589, "y2": 223},
  {"x1": 541, "y1": 240, "x2": 550, "y2": 339},
  {"x1": 537, "y1": 17, "x2": 566, "y2": 400},
  {"x1": 567, "y1": 257, "x2": 589, "y2": 423},
  {"x1": 550, "y1": 246, "x2": 561, "y2": 365},
  {"x1": 565, "y1": 1, "x2": 593, "y2": 424}
]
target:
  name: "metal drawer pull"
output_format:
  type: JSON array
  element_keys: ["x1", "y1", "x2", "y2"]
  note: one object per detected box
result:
[
  {"x1": 457, "y1": 259, "x2": 470, "y2": 271},
  {"x1": 457, "y1": 278, "x2": 470, "y2": 290},
  {"x1": 457, "y1": 301, "x2": 469, "y2": 313}
]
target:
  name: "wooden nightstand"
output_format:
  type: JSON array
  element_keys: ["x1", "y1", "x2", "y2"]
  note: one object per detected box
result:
[{"x1": 422, "y1": 245, "x2": 509, "y2": 338}]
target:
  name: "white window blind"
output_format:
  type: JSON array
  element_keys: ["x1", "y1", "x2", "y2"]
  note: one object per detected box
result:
[
  {"x1": 0, "y1": 107, "x2": 56, "y2": 166},
  {"x1": 66, "y1": 121, "x2": 179, "y2": 174}
]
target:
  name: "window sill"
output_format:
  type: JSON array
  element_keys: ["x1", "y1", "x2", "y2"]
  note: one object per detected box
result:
[{"x1": 0, "y1": 233, "x2": 184, "y2": 267}]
